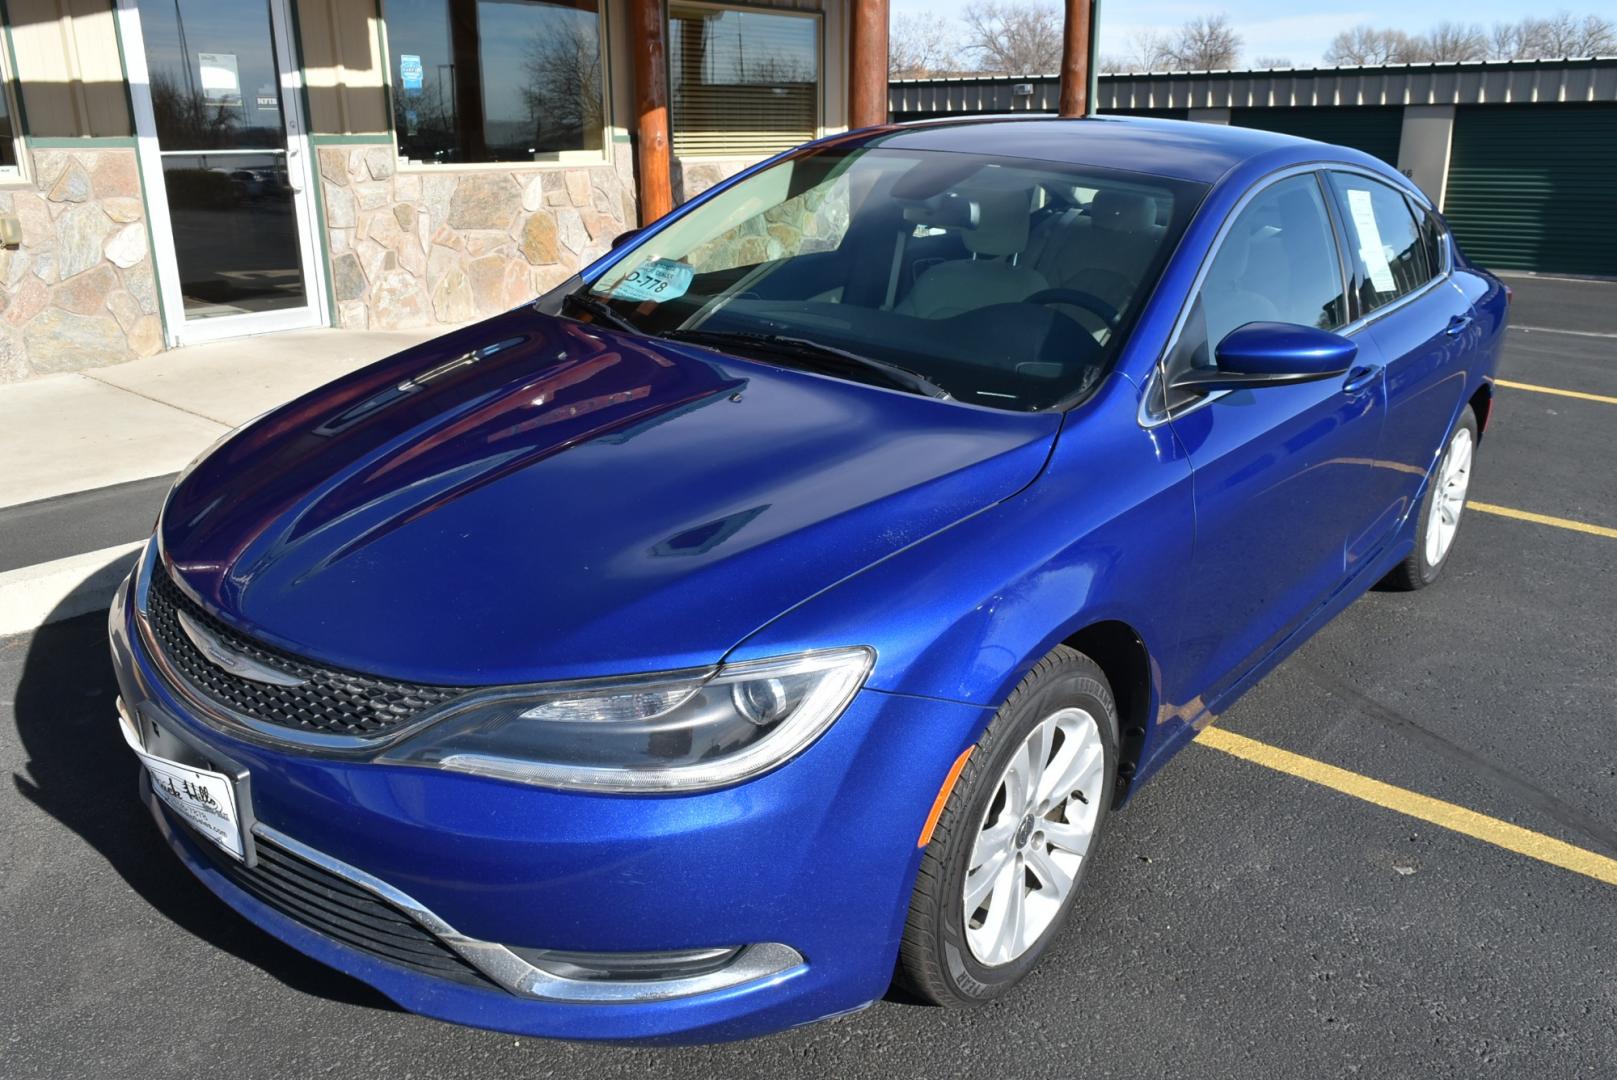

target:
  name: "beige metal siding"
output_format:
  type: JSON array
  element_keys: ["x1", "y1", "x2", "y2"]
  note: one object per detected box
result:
[
  {"x1": 294, "y1": 0, "x2": 390, "y2": 135},
  {"x1": 7, "y1": 0, "x2": 131, "y2": 137}
]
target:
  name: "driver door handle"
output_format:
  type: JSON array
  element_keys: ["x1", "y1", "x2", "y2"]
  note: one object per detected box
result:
[
  {"x1": 1342, "y1": 363, "x2": 1382, "y2": 394},
  {"x1": 1445, "y1": 313, "x2": 1474, "y2": 336}
]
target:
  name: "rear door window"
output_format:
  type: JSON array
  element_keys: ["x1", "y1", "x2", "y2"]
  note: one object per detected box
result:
[{"x1": 1326, "y1": 173, "x2": 1434, "y2": 315}]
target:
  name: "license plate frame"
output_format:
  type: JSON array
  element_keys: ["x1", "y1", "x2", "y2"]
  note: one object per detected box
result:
[{"x1": 120, "y1": 702, "x2": 257, "y2": 864}]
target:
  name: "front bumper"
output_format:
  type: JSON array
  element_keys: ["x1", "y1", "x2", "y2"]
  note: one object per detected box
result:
[{"x1": 109, "y1": 572, "x2": 989, "y2": 1042}]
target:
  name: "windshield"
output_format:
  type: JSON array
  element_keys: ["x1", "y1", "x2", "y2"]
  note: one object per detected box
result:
[{"x1": 571, "y1": 144, "x2": 1206, "y2": 410}]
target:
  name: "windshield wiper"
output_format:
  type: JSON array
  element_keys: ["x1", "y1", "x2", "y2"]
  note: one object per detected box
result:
[
  {"x1": 560, "y1": 291, "x2": 641, "y2": 335},
  {"x1": 663, "y1": 329, "x2": 950, "y2": 399}
]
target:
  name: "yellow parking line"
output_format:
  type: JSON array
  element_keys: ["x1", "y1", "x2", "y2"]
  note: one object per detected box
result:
[
  {"x1": 1196, "y1": 726, "x2": 1617, "y2": 888},
  {"x1": 1495, "y1": 378, "x2": 1617, "y2": 406},
  {"x1": 1470, "y1": 502, "x2": 1617, "y2": 539}
]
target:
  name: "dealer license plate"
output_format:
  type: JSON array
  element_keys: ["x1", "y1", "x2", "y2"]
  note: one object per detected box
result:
[{"x1": 119, "y1": 707, "x2": 247, "y2": 861}]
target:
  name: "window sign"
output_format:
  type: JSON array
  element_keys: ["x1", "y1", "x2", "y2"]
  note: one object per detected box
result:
[
  {"x1": 198, "y1": 52, "x2": 242, "y2": 107},
  {"x1": 400, "y1": 54, "x2": 424, "y2": 93}
]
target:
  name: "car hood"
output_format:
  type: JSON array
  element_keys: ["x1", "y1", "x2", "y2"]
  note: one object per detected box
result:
[{"x1": 160, "y1": 307, "x2": 1060, "y2": 684}]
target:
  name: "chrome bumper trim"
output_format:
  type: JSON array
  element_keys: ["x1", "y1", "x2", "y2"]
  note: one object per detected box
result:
[{"x1": 253, "y1": 824, "x2": 805, "y2": 1003}]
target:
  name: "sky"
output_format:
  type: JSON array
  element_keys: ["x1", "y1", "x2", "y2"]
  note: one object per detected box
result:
[{"x1": 888, "y1": 0, "x2": 1578, "y2": 67}]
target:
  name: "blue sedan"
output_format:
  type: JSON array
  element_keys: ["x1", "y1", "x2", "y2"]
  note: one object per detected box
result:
[{"x1": 107, "y1": 117, "x2": 1507, "y2": 1042}]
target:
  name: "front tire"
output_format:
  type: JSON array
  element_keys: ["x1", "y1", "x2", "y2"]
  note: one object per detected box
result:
[
  {"x1": 896, "y1": 646, "x2": 1118, "y2": 1006},
  {"x1": 1384, "y1": 405, "x2": 1478, "y2": 591}
]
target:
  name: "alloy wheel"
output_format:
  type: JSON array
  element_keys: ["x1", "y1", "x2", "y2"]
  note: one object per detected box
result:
[
  {"x1": 1426, "y1": 425, "x2": 1474, "y2": 567},
  {"x1": 962, "y1": 707, "x2": 1105, "y2": 966}
]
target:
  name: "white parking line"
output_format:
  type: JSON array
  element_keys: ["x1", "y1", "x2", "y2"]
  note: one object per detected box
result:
[{"x1": 1509, "y1": 325, "x2": 1617, "y2": 340}]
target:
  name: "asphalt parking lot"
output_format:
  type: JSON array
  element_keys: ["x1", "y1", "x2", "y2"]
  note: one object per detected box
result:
[{"x1": 3, "y1": 274, "x2": 1614, "y2": 1079}]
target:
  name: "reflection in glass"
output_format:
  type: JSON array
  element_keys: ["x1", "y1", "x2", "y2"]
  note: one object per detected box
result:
[
  {"x1": 386, "y1": 0, "x2": 605, "y2": 165},
  {"x1": 0, "y1": 82, "x2": 18, "y2": 170},
  {"x1": 669, "y1": 6, "x2": 819, "y2": 157},
  {"x1": 137, "y1": 0, "x2": 307, "y2": 318}
]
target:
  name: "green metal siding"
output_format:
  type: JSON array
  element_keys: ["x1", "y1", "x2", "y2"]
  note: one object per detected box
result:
[
  {"x1": 1099, "y1": 108, "x2": 1190, "y2": 120},
  {"x1": 1445, "y1": 104, "x2": 1617, "y2": 276},
  {"x1": 1231, "y1": 106, "x2": 1405, "y2": 166}
]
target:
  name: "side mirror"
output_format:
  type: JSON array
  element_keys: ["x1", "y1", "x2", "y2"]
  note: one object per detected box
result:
[
  {"x1": 1170, "y1": 321, "x2": 1358, "y2": 392},
  {"x1": 610, "y1": 228, "x2": 641, "y2": 250}
]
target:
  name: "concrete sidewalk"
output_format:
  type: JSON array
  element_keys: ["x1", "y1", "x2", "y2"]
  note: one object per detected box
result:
[
  {"x1": 0, "y1": 326, "x2": 448, "y2": 634},
  {"x1": 0, "y1": 325, "x2": 447, "y2": 510}
]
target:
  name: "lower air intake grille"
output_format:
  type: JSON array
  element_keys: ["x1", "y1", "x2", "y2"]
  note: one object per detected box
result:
[{"x1": 185, "y1": 822, "x2": 498, "y2": 990}]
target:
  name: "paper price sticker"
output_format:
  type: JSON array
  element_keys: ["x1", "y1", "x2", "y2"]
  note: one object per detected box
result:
[
  {"x1": 1345, "y1": 188, "x2": 1398, "y2": 295},
  {"x1": 607, "y1": 259, "x2": 694, "y2": 303}
]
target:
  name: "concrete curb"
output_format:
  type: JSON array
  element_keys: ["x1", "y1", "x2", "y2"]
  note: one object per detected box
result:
[{"x1": 0, "y1": 542, "x2": 143, "y2": 638}]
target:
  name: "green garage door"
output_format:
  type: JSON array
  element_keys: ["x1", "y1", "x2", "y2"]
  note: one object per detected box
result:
[
  {"x1": 1100, "y1": 108, "x2": 1190, "y2": 120},
  {"x1": 1231, "y1": 106, "x2": 1404, "y2": 165},
  {"x1": 1444, "y1": 104, "x2": 1617, "y2": 276}
]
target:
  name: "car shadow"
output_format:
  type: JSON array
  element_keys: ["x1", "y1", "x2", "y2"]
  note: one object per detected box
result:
[{"x1": 8, "y1": 555, "x2": 395, "y2": 1013}]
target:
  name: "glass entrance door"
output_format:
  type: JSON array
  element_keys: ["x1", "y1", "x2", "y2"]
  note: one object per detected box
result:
[{"x1": 119, "y1": 0, "x2": 327, "y2": 344}]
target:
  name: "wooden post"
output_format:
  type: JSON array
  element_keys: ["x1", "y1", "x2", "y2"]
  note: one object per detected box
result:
[
  {"x1": 630, "y1": 0, "x2": 673, "y2": 224},
  {"x1": 1058, "y1": 0, "x2": 1093, "y2": 117},
  {"x1": 848, "y1": 0, "x2": 890, "y2": 129}
]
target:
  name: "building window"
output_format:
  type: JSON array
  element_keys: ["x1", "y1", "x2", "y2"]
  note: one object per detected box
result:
[
  {"x1": 0, "y1": 42, "x2": 23, "y2": 181},
  {"x1": 669, "y1": 4, "x2": 820, "y2": 158},
  {"x1": 383, "y1": 0, "x2": 606, "y2": 166}
]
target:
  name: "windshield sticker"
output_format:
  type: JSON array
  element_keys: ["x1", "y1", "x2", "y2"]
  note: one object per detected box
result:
[
  {"x1": 1345, "y1": 188, "x2": 1398, "y2": 294},
  {"x1": 608, "y1": 259, "x2": 694, "y2": 303}
]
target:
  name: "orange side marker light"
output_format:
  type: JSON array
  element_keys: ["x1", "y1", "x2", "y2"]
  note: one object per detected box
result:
[{"x1": 917, "y1": 746, "x2": 976, "y2": 848}]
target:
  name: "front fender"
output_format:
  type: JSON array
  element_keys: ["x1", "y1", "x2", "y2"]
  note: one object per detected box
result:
[{"x1": 730, "y1": 374, "x2": 1196, "y2": 763}]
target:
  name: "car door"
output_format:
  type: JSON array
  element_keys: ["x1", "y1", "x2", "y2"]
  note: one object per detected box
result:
[
  {"x1": 1324, "y1": 170, "x2": 1475, "y2": 567},
  {"x1": 1159, "y1": 170, "x2": 1391, "y2": 710}
]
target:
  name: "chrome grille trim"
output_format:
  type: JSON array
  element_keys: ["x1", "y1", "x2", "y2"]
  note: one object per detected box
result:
[{"x1": 139, "y1": 562, "x2": 470, "y2": 748}]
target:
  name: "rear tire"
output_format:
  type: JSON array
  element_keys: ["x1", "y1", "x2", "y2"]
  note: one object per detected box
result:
[
  {"x1": 1383, "y1": 406, "x2": 1478, "y2": 592},
  {"x1": 896, "y1": 646, "x2": 1118, "y2": 1006}
]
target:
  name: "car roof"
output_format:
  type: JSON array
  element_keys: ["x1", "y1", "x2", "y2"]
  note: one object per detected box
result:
[{"x1": 859, "y1": 115, "x2": 1344, "y2": 185}]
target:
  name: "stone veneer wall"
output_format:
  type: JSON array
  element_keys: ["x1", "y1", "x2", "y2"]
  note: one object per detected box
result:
[
  {"x1": 672, "y1": 157, "x2": 755, "y2": 204},
  {"x1": 0, "y1": 148, "x2": 161, "y2": 382},
  {"x1": 316, "y1": 143, "x2": 639, "y2": 330}
]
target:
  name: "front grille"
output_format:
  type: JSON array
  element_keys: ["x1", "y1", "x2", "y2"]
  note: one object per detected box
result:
[
  {"x1": 144, "y1": 567, "x2": 467, "y2": 739},
  {"x1": 185, "y1": 821, "x2": 498, "y2": 990}
]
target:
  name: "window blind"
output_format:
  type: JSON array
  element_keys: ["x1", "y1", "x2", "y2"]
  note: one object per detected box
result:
[{"x1": 670, "y1": 6, "x2": 820, "y2": 157}]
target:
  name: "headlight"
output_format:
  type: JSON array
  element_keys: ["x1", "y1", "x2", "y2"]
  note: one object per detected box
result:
[{"x1": 379, "y1": 647, "x2": 874, "y2": 793}]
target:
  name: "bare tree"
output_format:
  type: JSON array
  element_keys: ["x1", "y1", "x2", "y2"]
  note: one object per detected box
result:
[
  {"x1": 1493, "y1": 11, "x2": 1617, "y2": 58},
  {"x1": 1408, "y1": 21, "x2": 1489, "y2": 61},
  {"x1": 960, "y1": 1, "x2": 1064, "y2": 75},
  {"x1": 1119, "y1": 29, "x2": 1174, "y2": 71},
  {"x1": 1489, "y1": 21, "x2": 1526, "y2": 59},
  {"x1": 1102, "y1": 16, "x2": 1243, "y2": 73},
  {"x1": 522, "y1": 22, "x2": 604, "y2": 152},
  {"x1": 890, "y1": 13, "x2": 963, "y2": 77},
  {"x1": 1160, "y1": 14, "x2": 1242, "y2": 71},
  {"x1": 1250, "y1": 56, "x2": 1296, "y2": 69},
  {"x1": 1324, "y1": 25, "x2": 1414, "y2": 64}
]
